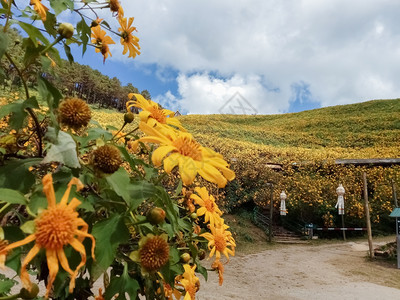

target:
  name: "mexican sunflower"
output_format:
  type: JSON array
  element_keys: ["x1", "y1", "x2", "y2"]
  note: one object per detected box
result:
[
  {"x1": 200, "y1": 223, "x2": 235, "y2": 262},
  {"x1": 129, "y1": 234, "x2": 170, "y2": 274},
  {"x1": 190, "y1": 187, "x2": 222, "y2": 228},
  {"x1": 30, "y1": 0, "x2": 48, "y2": 21},
  {"x1": 137, "y1": 122, "x2": 235, "y2": 187},
  {"x1": 211, "y1": 259, "x2": 224, "y2": 286},
  {"x1": 176, "y1": 264, "x2": 200, "y2": 300},
  {"x1": 91, "y1": 26, "x2": 115, "y2": 62},
  {"x1": 108, "y1": 0, "x2": 124, "y2": 16},
  {"x1": 118, "y1": 17, "x2": 141, "y2": 58},
  {"x1": 0, "y1": 174, "x2": 95, "y2": 298},
  {"x1": 126, "y1": 93, "x2": 185, "y2": 131}
]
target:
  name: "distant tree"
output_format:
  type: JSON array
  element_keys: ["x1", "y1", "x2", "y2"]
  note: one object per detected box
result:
[{"x1": 141, "y1": 89, "x2": 151, "y2": 100}]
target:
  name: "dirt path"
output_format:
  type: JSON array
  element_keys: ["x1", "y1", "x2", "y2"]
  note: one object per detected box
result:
[{"x1": 197, "y1": 239, "x2": 400, "y2": 300}]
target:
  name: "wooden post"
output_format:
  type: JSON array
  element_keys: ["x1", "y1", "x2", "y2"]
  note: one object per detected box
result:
[
  {"x1": 341, "y1": 215, "x2": 346, "y2": 241},
  {"x1": 392, "y1": 180, "x2": 398, "y2": 208},
  {"x1": 269, "y1": 184, "x2": 274, "y2": 243},
  {"x1": 362, "y1": 172, "x2": 374, "y2": 259}
]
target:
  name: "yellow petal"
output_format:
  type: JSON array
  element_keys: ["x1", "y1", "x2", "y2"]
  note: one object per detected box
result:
[
  {"x1": 152, "y1": 145, "x2": 175, "y2": 166},
  {"x1": 179, "y1": 157, "x2": 198, "y2": 186},
  {"x1": 42, "y1": 173, "x2": 56, "y2": 207},
  {"x1": 45, "y1": 249, "x2": 59, "y2": 298},
  {"x1": 163, "y1": 153, "x2": 180, "y2": 173},
  {"x1": 20, "y1": 243, "x2": 40, "y2": 290},
  {"x1": 60, "y1": 177, "x2": 84, "y2": 206}
]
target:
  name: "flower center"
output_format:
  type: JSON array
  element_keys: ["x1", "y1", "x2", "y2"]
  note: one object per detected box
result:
[
  {"x1": 35, "y1": 206, "x2": 77, "y2": 250},
  {"x1": 148, "y1": 106, "x2": 167, "y2": 123},
  {"x1": 172, "y1": 137, "x2": 202, "y2": 161},
  {"x1": 139, "y1": 236, "x2": 169, "y2": 271},
  {"x1": 214, "y1": 232, "x2": 227, "y2": 252},
  {"x1": 204, "y1": 199, "x2": 215, "y2": 212}
]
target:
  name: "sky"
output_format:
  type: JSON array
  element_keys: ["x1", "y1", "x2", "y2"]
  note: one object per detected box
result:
[{"x1": 68, "y1": 0, "x2": 400, "y2": 115}]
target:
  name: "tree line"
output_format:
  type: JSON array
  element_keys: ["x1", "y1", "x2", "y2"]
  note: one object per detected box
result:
[{"x1": 0, "y1": 26, "x2": 150, "y2": 111}]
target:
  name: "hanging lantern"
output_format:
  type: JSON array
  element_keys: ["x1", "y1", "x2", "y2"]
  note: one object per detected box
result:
[
  {"x1": 335, "y1": 184, "x2": 345, "y2": 215},
  {"x1": 280, "y1": 190, "x2": 287, "y2": 216}
]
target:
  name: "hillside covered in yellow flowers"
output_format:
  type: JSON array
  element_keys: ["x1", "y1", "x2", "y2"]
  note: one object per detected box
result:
[{"x1": 92, "y1": 98, "x2": 400, "y2": 231}]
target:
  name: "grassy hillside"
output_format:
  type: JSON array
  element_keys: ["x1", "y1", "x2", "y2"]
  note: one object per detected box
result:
[
  {"x1": 179, "y1": 99, "x2": 400, "y2": 148},
  {"x1": 175, "y1": 99, "x2": 400, "y2": 162}
]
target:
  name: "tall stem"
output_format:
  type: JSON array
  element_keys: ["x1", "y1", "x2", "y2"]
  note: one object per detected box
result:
[
  {"x1": 3, "y1": 0, "x2": 13, "y2": 33},
  {"x1": 4, "y1": 52, "x2": 43, "y2": 157}
]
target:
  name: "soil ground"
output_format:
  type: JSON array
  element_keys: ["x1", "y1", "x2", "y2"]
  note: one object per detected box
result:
[{"x1": 198, "y1": 236, "x2": 400, "y2": 300}]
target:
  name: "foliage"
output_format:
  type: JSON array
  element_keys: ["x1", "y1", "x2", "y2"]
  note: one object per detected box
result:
[
  {"x1": 0, "y1": 1, "x2": 235, "y2": 300},
  {"x1": 0, "y1": 27, "x2": 147, "y2": 111}
]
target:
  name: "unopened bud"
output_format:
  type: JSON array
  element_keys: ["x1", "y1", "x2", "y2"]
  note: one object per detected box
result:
[
  {"x1": 146, "y1": 207, "x2": 166, "y2": 225},
  {"x1": 124, "y1": 112, "x2": 135, "y2": 124},
  {"x1": 180, "y1": 253, "x2": 191, "y2": 263},
  {"x1": 58, "y1": 23, "x2": 74, "y2": 39},
  {"x1": 19, "y1": 283, "x2": 39, "y2": 299}
]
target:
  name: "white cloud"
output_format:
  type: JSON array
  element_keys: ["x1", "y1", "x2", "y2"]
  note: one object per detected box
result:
[
  {"x1": 120, "y1": 0, "x2": 400, "y2": 113},
  {"x1": 155, "y1": 73, "x2": 289, "y2": 114}
]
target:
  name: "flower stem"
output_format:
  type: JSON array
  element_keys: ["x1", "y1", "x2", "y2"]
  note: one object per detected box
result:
[{"x1": 4, "y1": 52, "x2": 43, "y2": 157}]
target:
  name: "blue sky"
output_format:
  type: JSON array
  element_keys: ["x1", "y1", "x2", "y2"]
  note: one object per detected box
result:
[{"x1": 66, "y1": 0, "x2": 400, "y2": 115}]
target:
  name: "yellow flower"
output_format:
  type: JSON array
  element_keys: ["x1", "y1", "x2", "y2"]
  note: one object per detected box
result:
[
  {"x1": 211, "y1": 259, "x2": 224, "y2": 286},
  {"x1": 177, "y1": 264, "x2": 200, "y2": 300},
  {"x1": 30, "y1": 0, "x2": 48, "y2": 21},
  {"x1": 91, "y1": 26, "x2": 115, "y2": 62},
  {"x1": 190, "y1": 187, "x2": 222, "y2": 228},
  {"x1": 118, "y1": 17, "x2": 141, "y2": 58},
  {"x1": 137, "y1": 122, "x2": 235, "y2": 187},
  {"x1": 109, "y1": 0, "x2": 124, "y2": 16},
  {"x1": 157, "y1": 273, "x2": 182, "y2": 300},
  {"x1": 130, "y1": 234, "x2": 169, "y2": 273},
  {"x1": 0, "y1": 174, "x2": 95, "y2": 298},
  {"x1": 200, "y1": 223, "x2": 235, "y2": 262},
  {"x1": 126, "y1": 93, "x2": 185, "y2": 131}
]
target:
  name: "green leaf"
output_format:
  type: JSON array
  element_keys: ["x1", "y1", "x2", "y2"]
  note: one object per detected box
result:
[
  {"x1": 0, "y1": 188, "x2": 27, "y2": 204},
  {"x1": 106, "y1": 168, "x2": 130, "y2": 203},
  {"x1": 43, "y1": 12, "x2": 58, "y2": 37},
  {"x1": 42, "y1": 128, "x2": 80, "y2": 168},
  {"x1": 91, "y1": 214, "x2": 130, "y2": 280},
  {"x1": 28, "y1": 190, "x2": 47, "y2": 215},
  {"x1": 0, "y1": 31, "x2": 9, "y2": 60},
  {"x1": 20, "y1": 220, "x2": 36, "y2": 234},
  {"x1": 153, "y1": 187, "x2": 179, "y2": 235},
  {"x1": 0, "y1": 100, "x2": 27, "y2": 129},
  {"x1": 105, "y1": 263, "x2": 139, "y2": 300},
  {"x1": 37, "y1": 76, "x2": 63, "y2": 109},
  {"x1": 0, "y1": 158, "x2": 41, "y2": 193},
  {"x1": 0, "y1": 274, "x2": 17, "y2": 295},
  {"x1": 195, "y1": 262, "x2": 208, "y2": 281},
  {"x1": 76, "y1": 17, "x2": 91, "y2": 56},
  {"x1": 49, "y1": 0, "x2": 74, "y2": 15},
  {"x1": 126, "y1": 181, "x2": 159, "y2": 210},
  {"x1": 18, "y1": 21, "x2": 49, "y2": 46},
  {"x1": 63, "y1": 42, "x2": 74, "y2": 63}
]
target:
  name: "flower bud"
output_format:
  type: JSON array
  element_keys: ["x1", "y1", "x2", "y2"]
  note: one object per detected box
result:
[
  {"x1": 58, "y1": 23, "x2": 74, "y2": 39},
  {"x1": 190, "y1": 212, "x2": 198, "y2": 220},
  {"x1": 180, "y1": 253, "x2": 191, "y2": 263},
  {"x1": 124, "y1": 112, "x2": 135, "y2": 124},
  {"x1": 146, "y1": 207, "x2": 166, "y2": 225},
  {"x1": 198, "y1": 249, "x2": 206, "y2": 260},
  {"x1": 19, "y1": 283, "x2": 39, "y2": 299}
]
